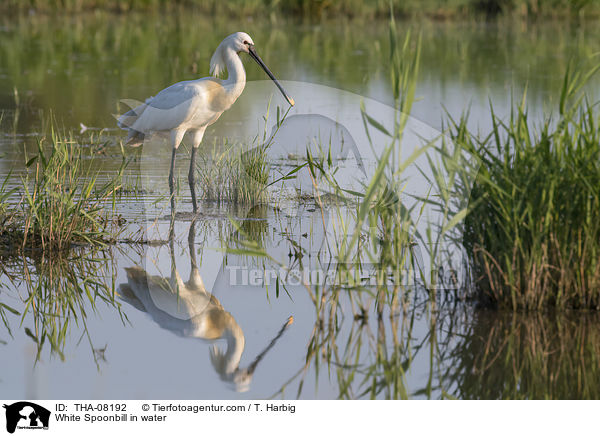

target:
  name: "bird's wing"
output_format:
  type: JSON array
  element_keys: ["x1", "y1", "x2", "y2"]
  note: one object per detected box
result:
[
  {"x1": 121, "y1": 267, "x2": 212, "y2": 320},
  {"x1": 145, "y1": 80, "x2": 202, "y2": 110},
  {"x1": 128, "y1": 79, "x2": 228, "y2": 134}
]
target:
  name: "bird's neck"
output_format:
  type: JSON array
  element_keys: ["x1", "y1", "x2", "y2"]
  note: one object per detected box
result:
[
  {"x1": 223, "y1": 323, "x2": 245, "y2": 374},
  {"x1": 222, "y1": 47, "x2": 246, "y2": 98}
]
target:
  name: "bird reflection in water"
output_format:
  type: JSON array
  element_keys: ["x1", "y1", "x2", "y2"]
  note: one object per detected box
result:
[{"x1": 118, "y1": 220, "x2": 293, "y2": 392}]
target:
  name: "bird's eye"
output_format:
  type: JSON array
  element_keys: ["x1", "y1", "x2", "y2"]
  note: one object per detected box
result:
[{"x1": 243, "y1": 40, "x2": 249, "y2": 45}]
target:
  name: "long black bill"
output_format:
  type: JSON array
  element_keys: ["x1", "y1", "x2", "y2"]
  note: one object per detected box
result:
[
  {"x1": 246, "y1": 316, "x2": 294, "y2": 376},
  {"x1": 248, "y1": 45, "x2": 294, "y2": 107}
]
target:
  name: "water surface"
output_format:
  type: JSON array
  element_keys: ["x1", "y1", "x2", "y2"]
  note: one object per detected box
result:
[{"x1": 1, "y1": 13, "x2": 599, "y2": 399}]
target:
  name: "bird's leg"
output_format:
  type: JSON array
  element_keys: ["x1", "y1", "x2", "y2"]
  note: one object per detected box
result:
[
  {"x1": 169, "y1": 230, "x2": 179, "y2": 292},
  {"x1": 188, "y1": 146, "x2": 198, "y2": 214},
  {"x1": 169, "y1": 147, "x2": 177, "y2": 216},
  {"x1": 169, "y1": 129, "x2": 186, "y2": 218},
  {"x1": 188, "y1": 129, "x2": 206, "y2": 216},
  {"x1": 188, "y1": 220, "x2": 197, "y2": 270}
]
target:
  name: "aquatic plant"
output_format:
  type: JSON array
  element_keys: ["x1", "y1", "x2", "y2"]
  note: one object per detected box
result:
[
  {"x1": 196, "y1": 103, "x2": 294, "y2": 207},
  {"x1": 445, "y1": 63, "x2": 600, "y2": 310},
  {"x1": 0, "y1": 247, "x2": 125, "y2": 365},
  {"x1": 443, "y1": 311, "x2": 600, "y2": 399},
  {"x1": 301, "y1": 18, "x2": 452, "y2": 312},
  {"x1": 0, "y1": 124, "x2": 127, "y2": 253},
  {"x1": 196, "y1": 140, "x2": 270, "y2": 206}
]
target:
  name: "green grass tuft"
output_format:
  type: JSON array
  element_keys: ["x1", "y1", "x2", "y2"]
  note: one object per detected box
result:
[
  {"x1": 196, "y1": 140, "x2": 270, "y2": 207},
  {"x1": 448, "y1": 64, "x2": 600, "y2": 310},
  {"x1": 0, "y1": 124, "x2": 127, "y2": 254}
]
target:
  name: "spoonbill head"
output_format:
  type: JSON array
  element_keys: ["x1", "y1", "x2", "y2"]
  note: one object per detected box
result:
[
  {"x1": 118, "y1": 31, "x2": 294, "y2": 215},
  {"x1": 210, "y1": 32, "x2": 295, "y2": 107}
]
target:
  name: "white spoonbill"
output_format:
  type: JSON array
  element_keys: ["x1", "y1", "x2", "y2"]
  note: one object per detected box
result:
[
  {"x1": 118, "y1": 221, "x2": 294, "y2": 391},
  {"x1": 118, "y1": 32, "x2": 294, "y2": 214}
]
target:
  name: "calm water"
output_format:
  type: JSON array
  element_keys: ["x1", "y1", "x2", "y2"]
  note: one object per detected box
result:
[{"x1": 1, "y1": 13, "x2": 599, "y2": 399}]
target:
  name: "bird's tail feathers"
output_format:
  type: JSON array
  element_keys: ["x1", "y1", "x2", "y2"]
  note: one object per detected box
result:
[
  {"x1": 116, "y1": 98, "x2": 147, "y2": 129},
  {"x1": 118, "y1": 283, "x2": 146, "y2": 312},
  {"x1": 115, "y1": 99, "x2": 148, "y2": 147}
]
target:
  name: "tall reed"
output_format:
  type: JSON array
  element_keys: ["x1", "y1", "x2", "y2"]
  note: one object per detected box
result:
[
  {"x1": 448, "y1": 64, "x2": 600, "y2": 310},
  {"x1": 444, "y1": 311, "x2": 600, "y2": 399}
]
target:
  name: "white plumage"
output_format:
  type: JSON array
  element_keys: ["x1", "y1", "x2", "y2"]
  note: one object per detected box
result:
[
  {"x1": 118, "y1": 222, "x2": 294, "y2": 392},
  {"x1": 118, "y1": 32, "x2": 294, "y2": 214}
]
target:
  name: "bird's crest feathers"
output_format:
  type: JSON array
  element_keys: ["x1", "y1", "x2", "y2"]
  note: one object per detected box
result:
[{"x1": 210, "y1": 45, "x2": 226, "y2": 78}]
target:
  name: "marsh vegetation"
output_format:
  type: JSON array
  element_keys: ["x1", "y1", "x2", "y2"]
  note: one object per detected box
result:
[
  {"x1": 1, "y1": 9, "x2": 600, "y2": 400},
  {"x1": 0, "y1": 127, "x2": 127, "y2": 253},
  {"x1": 448, "y1": 66, "x2": 600, "y2": 310},
  {"x1": 3, "y1": 0, "x2": 600, "y2": 19}
]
